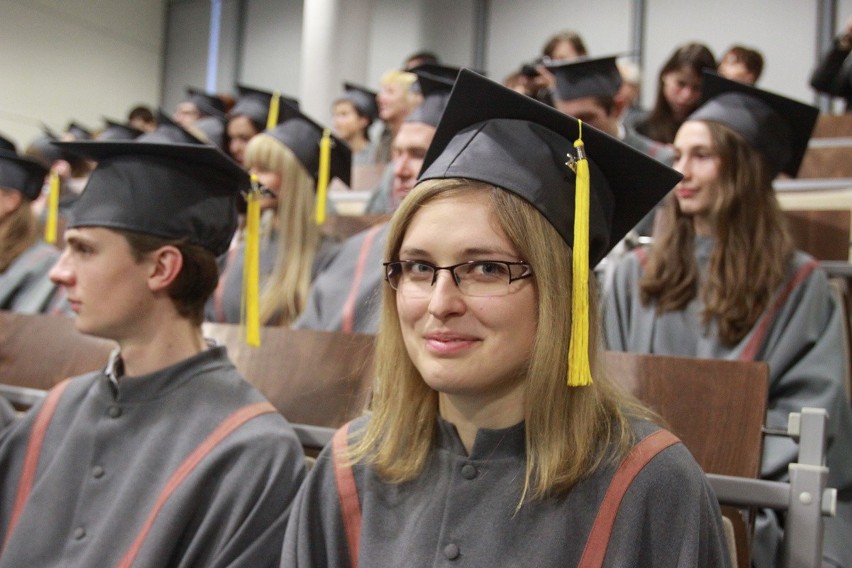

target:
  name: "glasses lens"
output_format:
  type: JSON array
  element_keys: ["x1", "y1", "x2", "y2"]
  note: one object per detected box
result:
[{"x1": 457, "y1": 261, "x2": 512, "y2": 296}]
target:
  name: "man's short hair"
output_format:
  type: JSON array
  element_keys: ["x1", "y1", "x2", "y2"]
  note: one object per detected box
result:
[
  {"x1": 722, "y1": 45, "x2": 764, "y2": 81},
  {"x1": 119, "y1": 230, "x2": 219, "y2": 326}
]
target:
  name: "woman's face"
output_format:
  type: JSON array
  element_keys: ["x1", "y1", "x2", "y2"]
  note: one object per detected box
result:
[
  {"x1": 672, "y1": 121, "x2": 722, "y2": 235},
  {"x1": 396, "y1": 191, "x2": 537, "y2": 413},
  {"x1": 249, "y1": 166, "x2": 281, "y2": 211},
  {"x1": 332, "y1": 101, "x2": 367, "y2": 142},
  {"x1": 227, "y1": 115, "x2": 260, "y2": 165},
  {"x1": 661, "y1": 67, "x2": 703, "y2": 120}
]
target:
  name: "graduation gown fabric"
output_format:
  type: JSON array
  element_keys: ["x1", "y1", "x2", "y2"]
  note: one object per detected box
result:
[
  {"x1": 282, "y1": 416, "x2": 732, "y2": 567},
  {"x1": 293, "y1": 223, "x2": 388, "y2": 334},
  {"x1": 0, "y1": 346, "x2": 306, "y2": 568},
  {"x1": 604, "y1": 238, "x2": 852, "y2": 568},
  {"x1": 206, "y1": 229, "x2": 335, "y2": 324},
  {"x1": 0, "y1": 242, "x2": 61, "y2": 314}
]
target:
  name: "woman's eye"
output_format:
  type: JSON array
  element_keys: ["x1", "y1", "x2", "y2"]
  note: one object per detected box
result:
[
  {"x1": 404, "y1": 262, "x2": 434, "y2": 279},
  {"x1": 470, "y1": 262, "x2": 509, "y2": 279}
]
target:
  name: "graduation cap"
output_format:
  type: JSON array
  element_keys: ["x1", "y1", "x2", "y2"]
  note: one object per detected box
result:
[
  {"x1": 417, "y1": 70, "x2": 682, "y2": 387},
  {"x1": 0, "y1": 150, "x2": 48, "y2": 201},
  {"x1": 230, "y1": 84, "x2": 299, "y2": 129},
  {"x1": 97, "y1": 119, "x2": 144, "y2": 141},
  {"x1": 138, "y1": 109, "x2": 205, "y2": 145},
  {"x1": 65, "y1": 122, "x2": 94, "y2": 141},
  {"x1": 54, "y1": 141, "x2": 249, "y2": 256},
  {"x1": 405, "y1": 64, "x2": 461, "y2": 127},
  {"x1": 263, "y1": 101, "x2": 352, "y2": 187},
  {"x1": 185, "y1": 87, "x2": 227, "y2": 119},
  {"x1": 337, "y1": 82, "x2": 379, "y2": 122},
  {"x1": 547, "y1": 55, "x2": 623, "y2": 101},
  {"x1": 193, "y1": 115, "x2": 227, "y2": 152},
  {"x1": 0, "y1": 133, "x2": 17, "y2": 154},
  {"x1": 688, "y1": 71, "x2": 818, "y2": 177}
]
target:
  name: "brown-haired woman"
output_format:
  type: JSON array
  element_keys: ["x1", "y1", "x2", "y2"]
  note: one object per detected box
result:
[
  {"x1": 282, "y1": 70, "x2": 730, "y2": 567},
  {"x1": 605, "y1": 73, "x2": 852, "y2": 568},
  {"x1": 632, "y1": 43, "x2": 716, "y2": 144}
]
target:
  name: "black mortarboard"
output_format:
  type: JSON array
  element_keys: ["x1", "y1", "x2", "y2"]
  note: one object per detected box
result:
[
  {"x1": 337, "y1": 82, "x2": 379, "y2": 122},
  {"x1": 185, "y1": 87, "x2": 227, "y2": 119},
  {"x1": 405, "y1": 65, "x2": 460, "y2": 127},
  {"x1": 547, "y1": 56, "x2": 623, "y2": 101},
  {"x1": 138, "y1": 110, "x2": 205, "y2": 145},
  {"x1": 0, "y1": 150, "x2": 48, "y2": 201},
  {"x1": 97, "y1": 119, "x2": 144, "y2": 141},
  {"x1": 230, "y1": 84, "x2": 299, "y2": 128},
  {"x1": 418, "y1": 69, "x2": 682, "y2": 265},
  {"x1": 65, "y1": 122, "x2": 94, "y2": 141},
  {"x1": 54, "y1": 141, "x2": 249, "y2": 256},
  {"x1": 263, "y1": 101, "x2": 352, "y2": 187},
  {"x1": 688, "y1": 72, "x2": 818, "y2": 178},
  {"x1": 0, "y1": 134, "x2": 17, "y2": 153}
]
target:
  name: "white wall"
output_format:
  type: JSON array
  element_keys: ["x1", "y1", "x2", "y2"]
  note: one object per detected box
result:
[
  {"x1": 0, "y1": 0, "x2": 165, "y2": 148},
  {"x1": 239, "y1": 0, "x2": 303, "y2": 97}
]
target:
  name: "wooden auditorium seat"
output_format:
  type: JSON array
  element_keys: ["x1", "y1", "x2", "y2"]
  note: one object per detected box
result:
[{"x1": 783, "y1": 209, "x2": 851, "y2": 262}]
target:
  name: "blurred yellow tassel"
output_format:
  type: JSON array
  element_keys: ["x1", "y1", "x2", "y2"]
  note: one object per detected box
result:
[
  {"x1": 241, "y1": 175, "x2": 262, "y2": 347},
  {"x1": 567, "y1": 121, "x2": 592, "y2": 387},
  {"x1": 315, "y1": 128, "x2": 331, "y2": 225},
  {"x1": 266, "y1": 91, "x2": 280, "y2": 130},
  {"x1": 44, "y1": 171, "x2": 60, "y2": 244}
]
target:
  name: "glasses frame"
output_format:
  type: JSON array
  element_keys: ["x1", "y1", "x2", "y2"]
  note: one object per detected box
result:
[{"x1": 383, "y1": 259, "x2": 533, "y2": 297}]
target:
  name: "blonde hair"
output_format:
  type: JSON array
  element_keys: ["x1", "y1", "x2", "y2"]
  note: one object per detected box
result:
[
  {"x1": 244, "y1": 135, "x2": 320, "y2": 325},
  {"x1": 640, "y1": 121, "x2": 793, "y2": 344},
  {"x1": 380, "y1": 69, "x2": 417, "y2": 89},
  {"x1": 350, "y1": 179, "x2": 650, "y2": 502},
  {"x1": 0, "y1": 189, "x2": 38, "y2": 273}
]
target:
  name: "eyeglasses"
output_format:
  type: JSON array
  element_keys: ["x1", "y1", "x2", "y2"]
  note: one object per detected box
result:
[{"x1": 383, "y1": 260, "x2": 533, "y2": 297}]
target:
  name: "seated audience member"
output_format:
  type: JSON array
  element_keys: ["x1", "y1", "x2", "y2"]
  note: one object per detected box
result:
[
  {"x1": 0, "y1": 140, "x2": 306, "y2": 567},
  {"x1": 632, "y1": 43, "x2": 716, "y2": 144},
  {"x1": 374, "y1": 69, "x2": 419, "y2": 164},
  {"x1": 810, "y1": 15, "x2": 852, "y2": 111},
  {"x1": 615, "y1": 57, "x2": 643, "y2": 121},
  {"x1": 95, "y1": 118, "x2": 144, "y2": 141},
  {"x1": 717, "y1": 44, "x2": 764, "y2": 85},
  {"x1": 548, "y1": 55, "x2": 674, "y2": 164},
  {"x1": 63, "y1": 122, "x2": 93, "y2": 141},
  {"x1": 127, "y1": 105, "x2": 157, "y2": 133},
  {"x1": 208, "y1": 102, "x2": 350, "y2": 326},
  {"x1": 172, "y1": 86, "x2": 227, "y2": 128},
  {"x1": 0, "y1": 140, "x2": 63, "y2": 313},
  {"x1": 542, "y1": 29, "x2": 588, "y2": 61},
  {"x1": 604, "y1": 73, "x2": 852, "y2": 568},
  {"x1": 293, "y1": 67, "x2": 456, "y2": 334},
  {"x1": 332, "y1": 82, "x2": 379, "y2": 165},
  {"x1": 226, "y1": 84, "x2": 296, "y2": 165},
  {"x1": 282, "y1": 70, "x2": 730, "y2": 567},
  {"x1": 404, "y1": 50, "x2": 440, "y2": 70}
]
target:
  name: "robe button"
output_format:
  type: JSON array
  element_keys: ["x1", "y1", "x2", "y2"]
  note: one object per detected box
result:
[
  {"x1": 108, "y1": 406, "x2": 122, "y2": 418},
  {"x1": 92, "y1": 465, "x2": 105, "y2": 478},
  {"x1": 443, "y1": 543, "x2": 460, "y2": 560},
  {"x1": 461, "y1": 464, "x2": 477, "y2": 479},
  {"x1": 74, "y1": 527, "x2": 86, "y2": 540}
]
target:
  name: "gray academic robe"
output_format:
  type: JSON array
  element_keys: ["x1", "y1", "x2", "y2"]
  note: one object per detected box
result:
[
  {"x1": 206, "y1": 230, "x2": 335, "y2": 324},
  {"x1": 604, "y1": 238, "x2": 852, "y2": 568},
  {"x1": 282, "y1": 416, "x2": 731, "y2": 567},
  {"x1": 0, "y1": 346, "x2": 305, "y2": 568},
  {"x1": 293, "y1": 223, "x2": 388, "y2": 334},
  {"x1": 0, "y1": 242, "x2": 61, "y2": 314}
]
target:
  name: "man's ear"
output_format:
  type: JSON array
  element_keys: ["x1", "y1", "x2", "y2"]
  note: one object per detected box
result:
[
  {"x1": 0, "y1": 188, "x2": 23, "y2": 217},
  {"x1": 610, "y1": 93, "x2": 628, "y2": 119},
  {"x1": 147, "y1": 245, "x2": 184, "y2": 293}
]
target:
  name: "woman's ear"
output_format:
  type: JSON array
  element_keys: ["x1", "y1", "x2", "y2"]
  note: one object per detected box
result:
[
  {"x1": 0, "y1": 188, "x2": 23, "y2": 218},
  {"x1": 146, "y1": 245, "x2": 184, "y2": 293}
]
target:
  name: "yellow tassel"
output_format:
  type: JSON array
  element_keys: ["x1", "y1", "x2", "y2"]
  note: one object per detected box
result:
[
  {"x1": 266, "y1": 91, "x2": 280, "y2": 130},
  {"x1": 241, "y1": 175, "x2": 262, "y2": 347},
  {"x1": 44, "y1": 171, "x2": 60, "y2": 244},
  {"x1": 315, "y1": 128, "x2": 331, "y2": 225},
  {"x1": 567, "y1": 121, "x2": 592, "y2": 387}
]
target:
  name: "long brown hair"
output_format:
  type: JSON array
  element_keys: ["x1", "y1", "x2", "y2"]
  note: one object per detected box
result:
[
  {"x1": 640, "y1": 121, "x2": 794, "y2": 344},
  {"x1": 350, "y1": 179, "x2": 653, "y2": 502},
  {"x1": 0, "y1": 189, "x2": 38, "y2": 273},
  {"x1": 638, "y1": 43, "x2": 716, "y2": 144}
]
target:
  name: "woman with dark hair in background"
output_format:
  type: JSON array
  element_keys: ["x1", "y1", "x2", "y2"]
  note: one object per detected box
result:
[{"x1": 632, "y1": 43, "x2": 716, "y2": 144}]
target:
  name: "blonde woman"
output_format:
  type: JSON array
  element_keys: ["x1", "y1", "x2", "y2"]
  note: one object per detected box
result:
[
  {"x1": 282, "y1": 70, "x2": 730, "y2": 567},
  {"x1": 207, "y1": 108, "x2": 350, "y2": 325}
]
